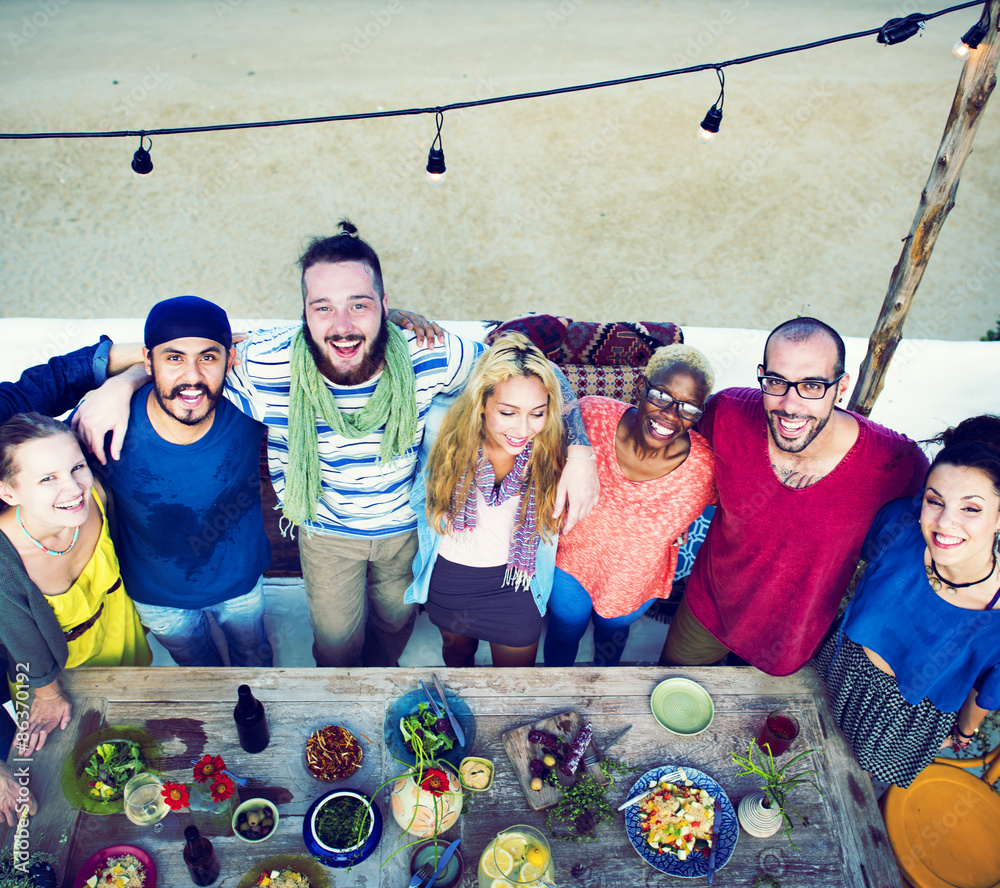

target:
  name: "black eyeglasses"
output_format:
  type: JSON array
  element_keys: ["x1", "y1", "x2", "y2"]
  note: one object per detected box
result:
[
  {"x1": 757, "y1": 372, "x2": 845, "y2": 400},
  {"x1": 643, "y1": 378, "x2": 704, "y2": 421}
]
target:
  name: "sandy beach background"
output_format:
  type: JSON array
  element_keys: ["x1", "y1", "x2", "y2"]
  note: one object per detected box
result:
[{"x1": 0, "y1": 0, "x2": 997, "y2": 342}]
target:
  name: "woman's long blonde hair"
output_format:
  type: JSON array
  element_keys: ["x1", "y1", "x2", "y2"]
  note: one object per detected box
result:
[{"x1": 426, "y1": 333, "x2": 566, "y2": 539}]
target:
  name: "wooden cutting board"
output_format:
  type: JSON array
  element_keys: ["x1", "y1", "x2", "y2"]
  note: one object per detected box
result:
[{"x1": 501, "y1": 710, "x2": 609, "y2": 811}]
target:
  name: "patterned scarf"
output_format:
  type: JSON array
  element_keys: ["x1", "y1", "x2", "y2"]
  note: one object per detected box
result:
[
  {"x1": 451, "y1": 443, "x2": 538, "y2": 591},
  {"x1": 282, "y1": 324, "x2": 417, "y2": 527}
]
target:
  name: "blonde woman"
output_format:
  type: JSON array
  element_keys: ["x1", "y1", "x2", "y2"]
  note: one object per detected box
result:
[
  {"x1": 405, "y1": 334, "x2": 565, "y2": 667},
  {"x1": 0, "y1": 414, "x2": 151, "y2": 759}
]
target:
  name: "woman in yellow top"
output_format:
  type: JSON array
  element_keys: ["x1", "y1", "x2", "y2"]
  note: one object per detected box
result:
[{"x1": 0, "y1": 413, "x2": 151, "y2": 759}]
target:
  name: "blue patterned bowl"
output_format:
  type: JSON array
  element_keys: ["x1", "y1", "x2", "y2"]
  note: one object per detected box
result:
[{"x1": 303, "y1": 789, "x2": 383, "y2": 868}]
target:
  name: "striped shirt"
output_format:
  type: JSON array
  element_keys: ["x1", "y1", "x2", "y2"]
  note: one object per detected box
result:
[{"x1": 224, "y1": 325, "x2": 484, "y2": 539}]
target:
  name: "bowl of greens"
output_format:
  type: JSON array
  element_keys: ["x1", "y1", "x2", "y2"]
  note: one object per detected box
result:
[
  {"x1": 61, "y1": 726, "x2": 159, "y2": 815},
  {"x1": 302, "y1": 789, "x2": 382, "y2": 868},
  {"x1": 383, "y1": 689, "x2": 475, "y2": 769}
]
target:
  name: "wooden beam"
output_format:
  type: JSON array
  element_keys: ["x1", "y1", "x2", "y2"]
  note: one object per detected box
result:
[{"x1": 849, "y1": 1, "x2": 1000, "y2": 416}]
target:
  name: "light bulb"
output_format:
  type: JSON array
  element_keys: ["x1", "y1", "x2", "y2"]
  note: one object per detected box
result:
[
  {"x1": 425, "y1": 147, "x2": 446, "y2": 186},
  {"x1": 131, "y1": 138, "x2": 153, "y2": 178},
  {"x1": 952, "y1": 39, "x2": 973, "y2": 60},
  {"x1": 697, "y1": 105, "x2": 723, "y2": 145}
]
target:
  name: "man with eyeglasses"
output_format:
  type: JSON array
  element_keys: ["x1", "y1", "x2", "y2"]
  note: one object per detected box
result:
[{"x1": 660, "y1": 317, "x2": 928, "y2": 676}]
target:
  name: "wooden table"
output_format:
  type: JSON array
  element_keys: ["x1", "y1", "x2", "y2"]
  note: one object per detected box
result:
[{"x1": 2, "y1": 666, "x2": 902, "y2": 887}]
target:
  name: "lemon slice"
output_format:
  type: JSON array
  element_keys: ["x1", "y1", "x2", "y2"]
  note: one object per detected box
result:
[
  {"x1": 482, "y1": 845, "x2": 515, "y2": 879},
  {"x1": 500, "y1": 832, "x2": 528, "y2": 859},
  {"x1": 519, "y1": 862, "x2": 545, "y2": 883},
  {"x1": 524, "y1": 844, "x2": 547, "y2": 868},
  {"x1": 491, "y1": 880, "x2": 510, "y2": 888}
]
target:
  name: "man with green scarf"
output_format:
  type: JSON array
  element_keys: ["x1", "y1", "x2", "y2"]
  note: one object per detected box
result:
[{"x1": 224, "y1": 221, "x2": 599, "y2": 668}]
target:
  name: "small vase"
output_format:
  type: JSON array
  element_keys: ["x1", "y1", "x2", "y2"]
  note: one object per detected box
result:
[
  {"x1": 390, "y1": 763, "x2": 464, "y2": 837},
  {"x1": 188, "y1": 783, "x2": 240, "y2": 836},
  {"x1": 737, "y1": 792, "x2": 784, "y2": 838}
]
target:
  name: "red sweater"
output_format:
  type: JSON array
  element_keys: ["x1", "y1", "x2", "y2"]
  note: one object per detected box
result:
[{"x1": 685, "y1": 388, "x2": 928, "y2": 675}]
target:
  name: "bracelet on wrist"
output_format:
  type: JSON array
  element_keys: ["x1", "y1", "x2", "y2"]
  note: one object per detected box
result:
[{"x1": 566, "y1": 454, "x2": 596, "y2": 460}]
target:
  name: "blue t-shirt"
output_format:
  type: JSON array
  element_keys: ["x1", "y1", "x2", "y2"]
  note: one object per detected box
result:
[
  {"x1": 94, "y1": 384, "x2": 271, "y2": 608},
  {"x1": 842, "y1": 496, "x2": 1000, "y2": 712}
]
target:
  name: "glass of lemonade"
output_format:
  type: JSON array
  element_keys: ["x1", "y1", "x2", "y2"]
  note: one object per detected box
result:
[
  {"x1": 478, "y1": 824, "x2": 554, "y2": 888},
  {"x1": 123, "y1": 772, "x2": 170, "y2": 827}
]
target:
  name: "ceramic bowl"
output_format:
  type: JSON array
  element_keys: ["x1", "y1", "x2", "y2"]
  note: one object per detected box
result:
[
  {"x1": 303, "y1": 789, "x2": 382, "y2": 868},
  {"x1": 458, "y1": 756, "x2": 494, "y2": 792},
  {"x1": 232, "y1": 797, "x2": 279, "y2": 843},
  {"x1": 384, "y1": 688, "x2": 476, "y2": 768},
  {"x1": 409, "y1": 839, "x2": 465, "y2": 888}
]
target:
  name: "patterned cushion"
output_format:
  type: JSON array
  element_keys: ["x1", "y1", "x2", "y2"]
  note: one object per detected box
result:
[
  {"x1": 486, "y1": 314, "x2": 683, "y2": 365},
  {"x1": 559, "y1": 365, "x2": 645, "y2": 403}
]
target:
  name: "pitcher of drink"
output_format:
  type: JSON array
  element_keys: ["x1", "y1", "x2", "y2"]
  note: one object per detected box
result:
[{"x1": 478, "y1": 824, "x2": 554, "y2": 888}]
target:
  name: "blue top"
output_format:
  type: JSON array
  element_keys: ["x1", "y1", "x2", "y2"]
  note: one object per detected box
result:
[
  {"x1": 94, "y1": 383, "x2": 271, "y2": 608},
  {"x1": 841, "y1": 496, "x2": 1000, "y2": 712},
  {"x1": 0, "y1": 337, "x2": 111, "y2": 423},
  {"x1": 403, "y1": 394, "x2": 556, "y2": 616}
]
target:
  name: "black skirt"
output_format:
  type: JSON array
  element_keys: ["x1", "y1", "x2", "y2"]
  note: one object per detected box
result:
[
  {"x1": 815, "y1": 630, "x2": 954, "y2": 788},
  {"x1": 425, "y1": 556, "x2": 542, "y2": 648}
]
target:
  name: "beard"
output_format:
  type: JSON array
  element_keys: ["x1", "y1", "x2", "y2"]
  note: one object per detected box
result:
[
  {"x1": 302, "y1": 311, "x2": 389, "y2": 386},
  {"x1": 765, "y1": 403, "x2": 835, "y2": 453},
  {"x1": 150, "y1": 377, "x2": 223, "y2": 427}
]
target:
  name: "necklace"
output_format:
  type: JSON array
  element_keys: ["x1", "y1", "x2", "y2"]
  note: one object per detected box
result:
[
  {"x1": 926, "y1": 551, "x2": 997, "y2": 595},
  {"x1": 16, "y1": 505, "x2": 79, "y2": 556}
]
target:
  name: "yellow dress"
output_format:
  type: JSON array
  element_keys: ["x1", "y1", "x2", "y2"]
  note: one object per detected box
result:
[{"x1": 44, "y1": 492, "x2": 152, "y2": 669}]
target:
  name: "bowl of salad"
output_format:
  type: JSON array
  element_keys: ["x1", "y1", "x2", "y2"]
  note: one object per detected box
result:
[
  {"x1": 383, "y1": 689, "x2": 475, "y2": 768},
  {"x1": 61, "y1": 727, "x2": 160, "y2": 815},
  {"x1": 623, "y1": 765, "x2": 738, "y2": 879}
]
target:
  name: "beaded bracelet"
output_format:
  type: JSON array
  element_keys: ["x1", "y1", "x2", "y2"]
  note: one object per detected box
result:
[{"x1": 950, "y1": 722, "x2": 978, "y2": 751}]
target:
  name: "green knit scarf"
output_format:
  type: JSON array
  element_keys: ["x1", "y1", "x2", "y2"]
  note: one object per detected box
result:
[{"x1": 283, "y1": 323, "x2": 418, "y2": 527}]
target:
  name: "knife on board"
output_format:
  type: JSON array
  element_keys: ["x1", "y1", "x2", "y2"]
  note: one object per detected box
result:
[{"x1": 432, "y1": 673, "x2": 466, "y2": 746}]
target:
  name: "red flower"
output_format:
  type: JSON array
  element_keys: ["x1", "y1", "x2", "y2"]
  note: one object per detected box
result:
[
  {"x1": 419, "y1": 768, "x2": 451, "y2": 796},
  {"x1": 161, "y1": 782, "x2": 190, "y2": 810},
  {"x1": 209, "y1": 772, "x2": 235, "y2": 802},
  {"x1": 193, "y1": 754, "x2": 226, "y2": 784}
]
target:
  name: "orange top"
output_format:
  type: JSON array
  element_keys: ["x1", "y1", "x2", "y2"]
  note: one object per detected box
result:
[{"x1": 555, "y1": 397, "x2": 716, "y2": 618}]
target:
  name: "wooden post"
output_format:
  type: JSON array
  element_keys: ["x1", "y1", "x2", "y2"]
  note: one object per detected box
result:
[{"x1": 849, "y1": 1, "x2": 1000, "y2": 416}]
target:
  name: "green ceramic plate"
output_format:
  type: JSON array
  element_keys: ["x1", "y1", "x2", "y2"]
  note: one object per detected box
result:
[
  {"x1": 238, "y1": 854, "x2": 332, "y2": 888},
  {"x1": 650, "y1": 678, "x2": 714, "y2": 736},
  {"x1": 61, "y1": 726, "x2": 160, "y2": 815}
]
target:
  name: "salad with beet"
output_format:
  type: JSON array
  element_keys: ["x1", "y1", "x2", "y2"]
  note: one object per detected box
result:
[{"x1": 400, "y1": 702, "x2": 455, "y2": 758}]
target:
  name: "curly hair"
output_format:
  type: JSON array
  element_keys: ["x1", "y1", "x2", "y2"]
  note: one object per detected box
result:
[
  {"x1": 643, "y1": 344, "x2": 715, "y2": 395},
  {"x1": 425, "y1": 333, "x2": 566, "y2": 540}
]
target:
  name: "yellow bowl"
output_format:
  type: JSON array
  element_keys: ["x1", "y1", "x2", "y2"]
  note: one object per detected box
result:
[{"x1": 458, "y1": 756, "x2": 494, "y2": 792}]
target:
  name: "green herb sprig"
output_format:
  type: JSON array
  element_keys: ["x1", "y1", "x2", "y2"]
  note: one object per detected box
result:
[{"x1": 545, "y1": 759, "x2": 638, "y2": 842}]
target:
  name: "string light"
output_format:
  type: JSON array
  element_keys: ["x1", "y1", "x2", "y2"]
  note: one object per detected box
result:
[
  {"x1": 697, "y1": 68, "x2": 725, "y2": 145},
  {"x1": 130, "y1": 134, "x2": 153, "y2": 177},
  {"x1": 425, "y1": 111, "x2": 447, "y2": 186},
  {"x1": 952, "y1": 4, "x2": 990, "y2": 59},
  {"x1": 0, "y1": 1, "x2": 983, "y2": 173}
]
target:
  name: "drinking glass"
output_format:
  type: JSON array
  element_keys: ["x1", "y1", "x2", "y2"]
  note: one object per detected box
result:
[
  {"x1": 757, "y1": 710, "x2": 800, "y2": 756},
  {"x1": 478, "y1": 824, "x2": 553, "y2": 888},
  {"x1": 123, "y1": 772, "x2": 178, "y2": 837}
]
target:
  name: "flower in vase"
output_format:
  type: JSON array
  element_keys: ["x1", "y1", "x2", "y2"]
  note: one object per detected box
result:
[
  {"x1": 419, "y1": 768, "x2": 451, "y2": 797},
  {"x1": 209, "y1": 772, "x2": 235, "y2": 802},
  {"x1": 193, "y1": 754, "x2": 226, "y2": 784},
  {"x1": 161, "y1": 781, "x2": 190, "y2": 810}
]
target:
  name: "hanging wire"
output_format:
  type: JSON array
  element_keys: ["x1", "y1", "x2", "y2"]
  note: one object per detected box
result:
[{"x1": 0, "y1": 1, "x2": 983, "y2": 143}]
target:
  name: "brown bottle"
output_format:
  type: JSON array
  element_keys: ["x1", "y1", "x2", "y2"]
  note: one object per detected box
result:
[
  {"x1": 234, "y1": 683, "x2": 270, "y2": 753},
  {"x1": 183, "y1": 824, "x2": 220, "y2": 886}
]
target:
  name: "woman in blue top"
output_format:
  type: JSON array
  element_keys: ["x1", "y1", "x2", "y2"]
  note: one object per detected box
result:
[
  {"x1": 817, "y1": 414, "x2": 1000, "y2": 787},
  {"x1": 405, "y1": 334, "x2": 565, "y2": 667}
]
